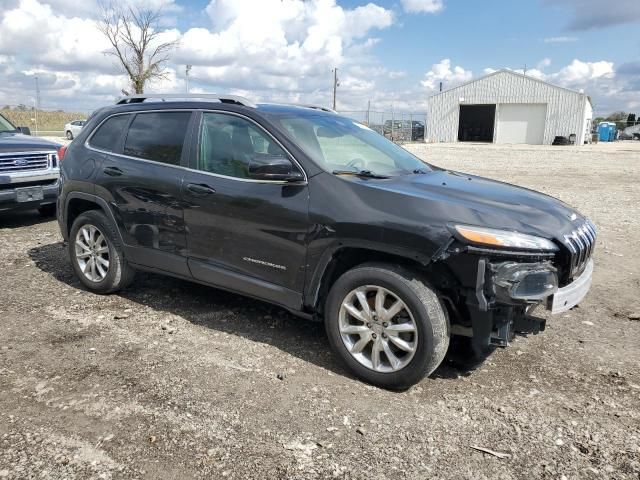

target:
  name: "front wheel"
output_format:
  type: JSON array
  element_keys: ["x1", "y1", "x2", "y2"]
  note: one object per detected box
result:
[
  {"x1": 325, "y1": 263, "x2": 449, "y2": 390},
  {"x1": 68, "y1": 210, "x2": 134, "y2": 293},
  {"x1": 66, "y1": 131, "x2": 73, "y2": 140}
]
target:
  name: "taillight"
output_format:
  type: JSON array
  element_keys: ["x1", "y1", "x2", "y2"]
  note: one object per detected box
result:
[{"x1": 58, "y1": 145, "x2": 67, "y2": 161}]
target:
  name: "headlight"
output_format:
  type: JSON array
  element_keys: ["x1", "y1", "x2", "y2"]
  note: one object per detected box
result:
[{"x1": 454, "y1": 225, "x2": 558, "y2": 251}]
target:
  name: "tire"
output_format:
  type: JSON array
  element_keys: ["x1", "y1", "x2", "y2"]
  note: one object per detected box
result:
[
  {"x1": 68, "y1": 210, "x2": 134, "y2": 294},
  {"x1": 325, "y1": 262, "x2": 449, "y2": 390},
  {"x1": 66, "y1": 131, "x2": 73, "y2": 140},
  {"x1": 37, "y1": 203, "x2": 56, "y2": 217}
]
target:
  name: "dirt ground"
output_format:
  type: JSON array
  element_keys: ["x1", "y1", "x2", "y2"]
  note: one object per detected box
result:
[{"x1": 1, "y1": 141, "x2": 639, "y2": 480}]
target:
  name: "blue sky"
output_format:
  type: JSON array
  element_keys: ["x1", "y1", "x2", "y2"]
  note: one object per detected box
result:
[{"x1": 0, "y1": 0, "x2": 638, "y2": 115}]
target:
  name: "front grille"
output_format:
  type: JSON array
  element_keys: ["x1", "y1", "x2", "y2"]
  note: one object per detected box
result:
[
  {"x1": 0, "y1": 152, "x2": 54, "y2": 173},
  {"x1": 563, "y1": 220, "x2": 597, "y2": 278}
]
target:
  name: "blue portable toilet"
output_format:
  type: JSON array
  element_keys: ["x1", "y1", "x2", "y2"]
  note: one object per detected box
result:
[
  {"x1": 597, "y1": 122, "x2": 616, "y2": 142},
  {"x1": 597, "y1": 122, "x2": 607, "y2": 142}
]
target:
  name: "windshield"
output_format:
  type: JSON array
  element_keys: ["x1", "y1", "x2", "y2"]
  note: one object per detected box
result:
[
  {"x1": 0, "y1": 114, "x2": 17, "y2": 133},
  {"x1": 276, "y1": 114, "x2": 431, "y2": 176}
]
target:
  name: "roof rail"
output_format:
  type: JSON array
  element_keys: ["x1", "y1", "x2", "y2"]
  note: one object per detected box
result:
[
  {"x1": 115, "y1": 93, "x2": 256, "y2": 108},
  {"x1": 299, "y1": 104, "x2": 337, "y2": 114}
]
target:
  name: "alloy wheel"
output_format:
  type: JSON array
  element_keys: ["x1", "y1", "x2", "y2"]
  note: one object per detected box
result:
[
  {"x1": 74, "y1": 224, "x2": 110, "y2": 282},
  {"x1": 338, "y1": 285, "x2": 418, "y2": 373}
]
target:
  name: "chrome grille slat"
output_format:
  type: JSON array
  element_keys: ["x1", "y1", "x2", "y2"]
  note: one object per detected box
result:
[
  {"x1": 563, "y1": 220, "x2": 597, "y2": 279},
  {"x1": 574, "y1": 232, "x2": 585, "y2": 267},
  {"x1": 578, "y1": 227, "x2": 590, "y2": 260},
  {"x1": 583, "y1": 226, "x2": 594, "y2": 258}
]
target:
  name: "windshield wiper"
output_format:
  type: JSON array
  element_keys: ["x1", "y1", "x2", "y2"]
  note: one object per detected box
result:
[
  {"x1": 412, "y1": 168, "x2": 429, "y2": 174},
  {"x1": 332, "y1": 169, "x2": 390, "y2": 179}
]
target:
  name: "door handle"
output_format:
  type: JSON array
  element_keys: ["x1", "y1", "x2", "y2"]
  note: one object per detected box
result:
[
  {"x1": 186, "y1": 183, "x2": 216, "y2": 195},
  {"x1": 103, "y1": 166, "x2": 124, "y2": 176}
]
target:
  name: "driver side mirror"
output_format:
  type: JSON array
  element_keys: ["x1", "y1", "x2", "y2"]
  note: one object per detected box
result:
[{"x1": 248, "y1": 155, "x2": 304, "y2": 182}]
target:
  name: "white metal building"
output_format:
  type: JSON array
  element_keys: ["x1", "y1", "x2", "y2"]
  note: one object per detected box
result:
[{"x1": 425, "y1": 69, "x2": 593, "y2": 145}]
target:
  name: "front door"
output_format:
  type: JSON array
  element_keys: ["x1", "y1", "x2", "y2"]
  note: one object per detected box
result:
[
  {"x1": 181, "y1": 111, "x2": 310, "y2": 309},
  {"x1": 94, "y1": 110, "x2": 193, "y2": 275}
]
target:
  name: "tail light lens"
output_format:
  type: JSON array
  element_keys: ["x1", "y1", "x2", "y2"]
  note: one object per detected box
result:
[{"x1": 58, "y1": 145, "x2": 67, "y2": 161}]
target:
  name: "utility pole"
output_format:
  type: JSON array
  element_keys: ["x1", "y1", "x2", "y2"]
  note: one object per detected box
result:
[
  {"x1": 523, "y1": 64, "x2": 527, "y2": 76},
  {"x1": 366, "y1": 99, "x2": 371, "y2": 126},
  {"x1": 185, "y1": 65, "x2": 192, "y2": 93},
  {"x1": 332, "y1": 68, "x2": 339, "y2": 111},
  {"x1": 34, "y1": 76, "x2": 40, "y2": 136}
]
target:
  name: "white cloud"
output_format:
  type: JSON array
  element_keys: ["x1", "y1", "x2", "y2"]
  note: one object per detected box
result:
[
  {"x1": 0, "y1": 0, "x2": 116, "y2": 73},
  {"x1": 543, "y1": 36, "x2": 577, "y2": 43},
  {"x1": 551, "y1": 59, "x2": 614, "y2": 85},
  {"x1": 421, "y1": 58, "x2": 472, "y2": 90},
  {"x1": 537, "y1": 58, "x2": 551, "y2": 70},
  {"x1": 176, "y1": 0, "x2": 394, "y2": 101},
  {"x1": 400, "y1": 0, "x2": 444, "y2": 14}
]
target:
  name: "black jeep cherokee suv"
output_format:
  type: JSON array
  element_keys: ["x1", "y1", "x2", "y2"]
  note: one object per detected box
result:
[{"x1": 57, "y1": 94, "x2": 596, "y2": 389}]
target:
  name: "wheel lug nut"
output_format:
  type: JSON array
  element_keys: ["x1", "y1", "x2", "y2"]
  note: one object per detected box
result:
[
  {"x1": 372, "y1": 333, "x2": 377, "y2": 339},
  {"x1": 366, "y1": 323, "x2": 372, "y2": 328},
  {"x1": 382, "y1": 333, "x2": 387, "y2": 338},
  {"x1": 383, "y1": 322, "x2": 388, "y2": 327}
]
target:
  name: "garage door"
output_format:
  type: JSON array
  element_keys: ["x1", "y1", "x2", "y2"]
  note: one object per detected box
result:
[{"x1": 497, "y1": 104, "x2": 546, "y2": 144}]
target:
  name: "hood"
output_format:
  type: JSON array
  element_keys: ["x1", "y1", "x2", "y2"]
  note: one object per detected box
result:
[
  {"x1": 0, "y1": 132, "x2": 60, "y2": 153},
  {"x1": 363, "y1": 169, "x2": 583, "y2": 239}
]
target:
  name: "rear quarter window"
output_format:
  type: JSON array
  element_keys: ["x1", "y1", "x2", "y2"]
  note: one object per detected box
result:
[{"x1": 89, "y1": 115, "x2": 130, "y2": 152}]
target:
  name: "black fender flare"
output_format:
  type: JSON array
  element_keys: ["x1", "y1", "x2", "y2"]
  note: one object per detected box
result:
[
  {"x1": 62, "y1": 192, "x2": 124, "y2": 244},
  {"x1": 303, "y1": 239, "x2": 438, "y2": 309}
]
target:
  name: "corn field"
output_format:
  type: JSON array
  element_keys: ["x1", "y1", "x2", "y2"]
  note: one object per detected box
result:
[{"x1": 0, "y1": 106, "x2": 88, "y2": 135}]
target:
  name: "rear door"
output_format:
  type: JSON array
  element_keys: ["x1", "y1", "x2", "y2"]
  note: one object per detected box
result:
[
  {"x1": 181, "y1": 111, "x2": 310, "y2": 309},
  {"x1": 92, "y1": 110, "x2": 194, "y2": 276}
]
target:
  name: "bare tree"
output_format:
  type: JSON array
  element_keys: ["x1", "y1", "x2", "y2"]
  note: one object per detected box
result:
[{"x1": 98, "y1": 3, "x2": 178, "y2": 95}]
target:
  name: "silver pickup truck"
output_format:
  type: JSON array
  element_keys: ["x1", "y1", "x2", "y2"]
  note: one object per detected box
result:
[{"x1": 0, "y1": 113, "x2": 61, "y2": 216}]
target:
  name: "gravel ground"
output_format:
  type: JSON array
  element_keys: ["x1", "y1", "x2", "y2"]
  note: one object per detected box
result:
[{"x1": 1, "y1": 141, "x2": 639, "y2": 479}]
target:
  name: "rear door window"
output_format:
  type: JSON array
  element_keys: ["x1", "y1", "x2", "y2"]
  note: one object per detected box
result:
[
  {"x1": 123, "y1": 111, "x2": 191, "y2": 166},
  {"x1": 89, "y1": 114, "x2": 130, "y2": 152}
]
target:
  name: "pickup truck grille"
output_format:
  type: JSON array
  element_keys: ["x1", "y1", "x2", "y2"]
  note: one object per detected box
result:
[
  {"x1": 0, "y1": 152, "x2": 54, "y2": 173},
  {"x1": 563, "y1": 220, "x2": 597, "y2": 278}
]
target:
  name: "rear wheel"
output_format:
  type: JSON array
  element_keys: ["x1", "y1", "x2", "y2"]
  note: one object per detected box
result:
[
  {"x1": 69, "y1": 210, "x2": 134, "y2": 293},
  {"x1": 325, "y1": 263, "x2": 449, "y2": 389}
]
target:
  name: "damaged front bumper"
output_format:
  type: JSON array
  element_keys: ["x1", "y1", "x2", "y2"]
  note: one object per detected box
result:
[{"x1": 440, "y1": 242, "x2": 594, "y2": 357}]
